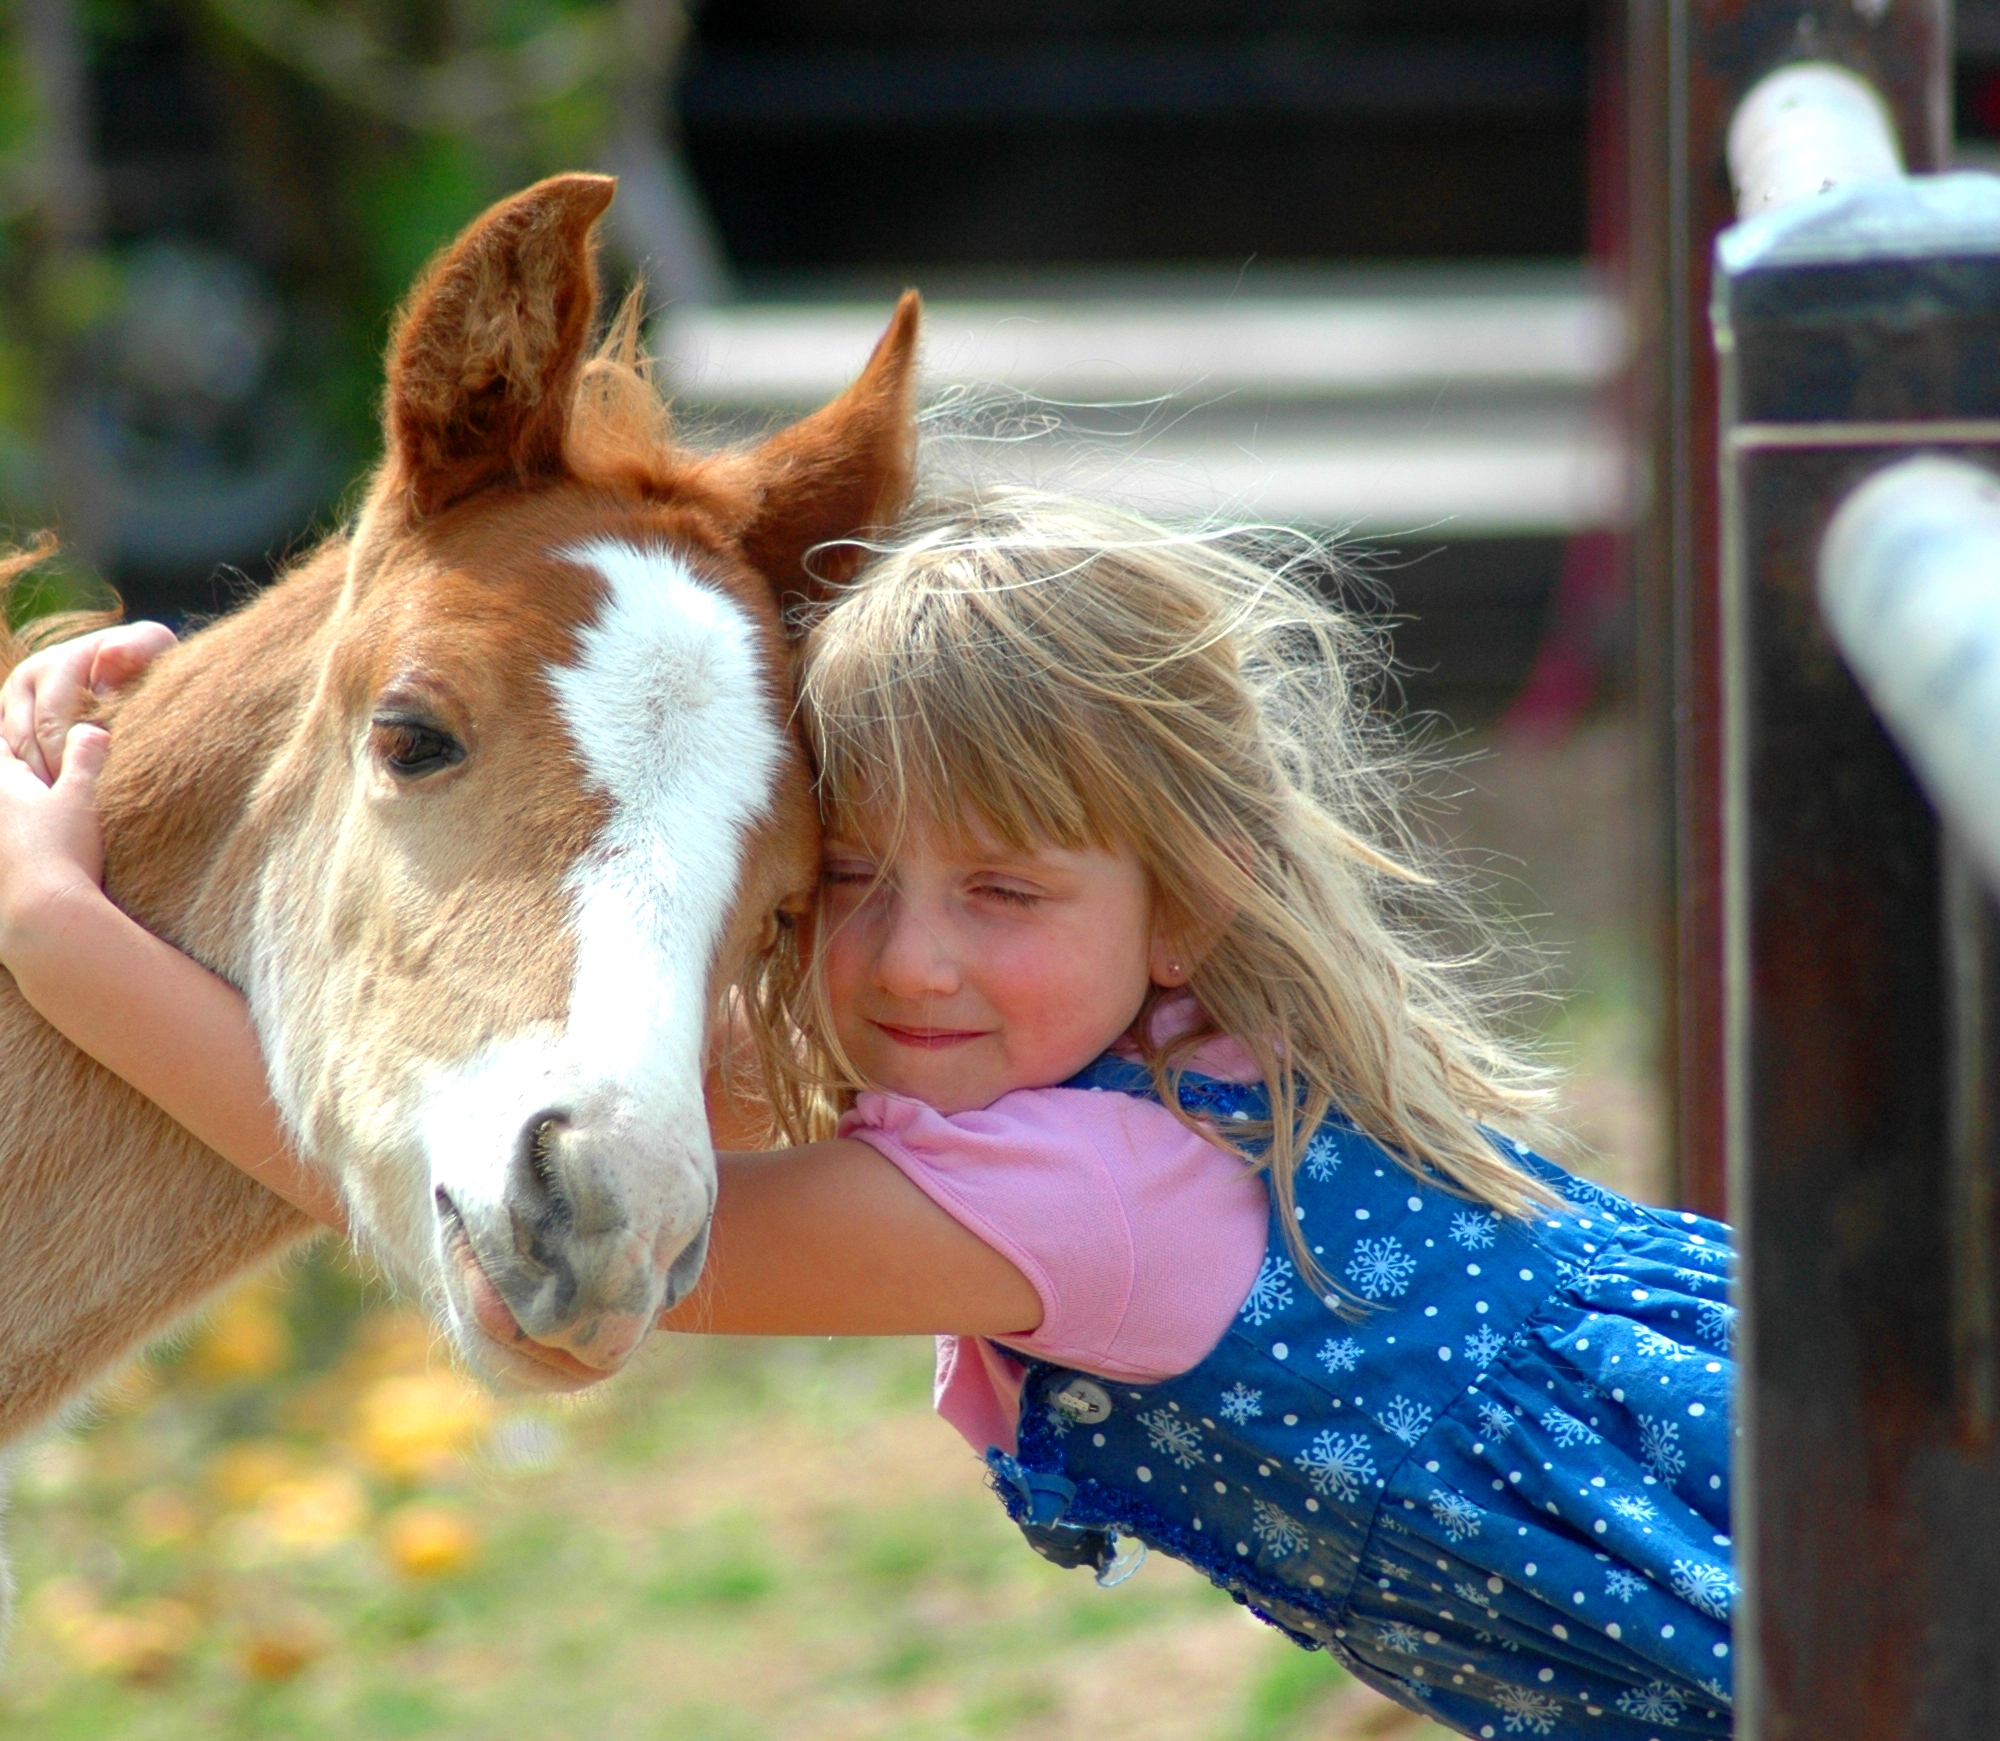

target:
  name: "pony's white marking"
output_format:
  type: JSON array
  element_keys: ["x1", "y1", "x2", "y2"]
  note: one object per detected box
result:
[{"x1": 419, "y1": 541, "x2": 786, "y2": 1275}]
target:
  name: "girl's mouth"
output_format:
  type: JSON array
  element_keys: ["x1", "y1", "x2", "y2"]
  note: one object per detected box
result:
[{"x1": 872, "y1": 1022, "x2": 988, "y2": 1050}]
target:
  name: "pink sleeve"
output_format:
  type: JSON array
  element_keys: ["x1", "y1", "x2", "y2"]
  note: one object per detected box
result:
[{"x1": 840, "y1": 1082, "x2": 1270, "y2": 1454}]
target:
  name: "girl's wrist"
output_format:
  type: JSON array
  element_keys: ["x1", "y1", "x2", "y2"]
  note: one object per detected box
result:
[{"x1": 0, "y1": 874, "x2": 117, "y2": 993}]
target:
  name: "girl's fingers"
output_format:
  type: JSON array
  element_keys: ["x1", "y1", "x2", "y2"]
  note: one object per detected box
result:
[
  {"x1": 32, "y1": 662, "x2": 91, "y2": 780},
  {"x1": 87, "y1": 622, "x2": 177, "y2": 695},
  {"x1": 0, "y1": 687, "x2": 52, "y2": 784},
  {"x1": 54, "y1": 721, "x2": 111, "y2": 800}
]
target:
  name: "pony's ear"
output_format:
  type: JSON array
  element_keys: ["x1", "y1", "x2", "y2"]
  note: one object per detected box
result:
[
  {"x1": 734, "y1": 292, "x2": 921, "y2": 611},
  {"x1": 385, "y1": 174, "x2": 616, "y2": 518}
]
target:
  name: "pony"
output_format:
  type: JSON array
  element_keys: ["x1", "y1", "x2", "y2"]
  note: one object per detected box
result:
[{"x1": 0, "y1": 174, "x2": 918, "y2": 1516}]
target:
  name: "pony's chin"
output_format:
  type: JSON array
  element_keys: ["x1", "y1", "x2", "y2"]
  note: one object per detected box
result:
[{"x1": 440, "y1": 1233, "x2": 632, "y2": 1394}]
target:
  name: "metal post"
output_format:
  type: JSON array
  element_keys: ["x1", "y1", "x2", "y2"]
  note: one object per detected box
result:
[
  {"x1": 1716, "y1": 145, "x2": 2000, "y2": 1741},
  {"x1": 1626, "y1": 0, "x2": 1948, "y2": 1217}
]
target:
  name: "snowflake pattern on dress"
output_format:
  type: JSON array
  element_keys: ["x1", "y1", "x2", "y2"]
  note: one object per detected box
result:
[
  {"x1": 1218, "y1": 1382, "x2": 1264, "y2": 1425},
  {"x1": 1697, "y1": 1299, "x2": 1737, "y2": 1352},
  {"x1": 1700, "y1": 1676, "x2": 1734, "y2": 1706},
  {"x1": 1604, "y1": 1567, "x2": 1647, "y2": 1602},
  {"x1": 1475, "y1": 1399, "x2": 1518, "y2": 1441},
  {"x1": 1450, "y1": 1209, "x2": 1500, "y2": 1250},
  {"x1": 1428, "y1": 1488, "x2": 1483, "y2": 1542},
  {"x1": 1137, "y1": 1407, "x2": 1206, "y2": 1470},
  {"x1": 1463, "y1": 1325, "x2": 1510, "y2": 1369},
  {"x1": 1293, "y1": 1430, "x2": 1379, "y2": 1502},
  {"x1": 1539, "y1": 1407, "x2": 1601, "y2": 1449},
  {"x1": 1346, "y1": 1235, "x2": 1418, "y2": 1300},
  {"x1": 1377, "y1": 1619, "x2": 1425, "y2": 1657},
  {"x1": 1300, "y1": 1130, "x2": 1344, "y2": 1183},
  {"x1": 1670, "y1": 1558, "x2": 1735, "y2": 1620},
  {"x1": 1248, "y1": 1497, "x2": 1308, "y2": 1558},
  {"x1": 1638, "y1": 1414, "x2": 1688, "y2": 1482},
  {"x1": 1454, "y1": 1578, "x2": 1497, "y2": 1612},
  {"x1": 1238, "y1": 1254, "x2": 1297, "y2": 1326},
  {"x1": 1316, "y1": 1336, "x2": 1363, "y2": 1374},
  {"x1": 1609, "y1": 1493, "x2": 1658, "y2": 1524},
  {"x1": 1494, "y1": 1684, "x2": 1563, "y2": 1735},
  {"x1": 1380, "y1": 1395, "x2": 1435, "y2": 1445},
  {"x1": 1635, "y1": 1327, "x2": 1693, "y2": 1363},
  {"x1": 1616, "y1": 1681, "x2": 1686, "y2": 1724}
]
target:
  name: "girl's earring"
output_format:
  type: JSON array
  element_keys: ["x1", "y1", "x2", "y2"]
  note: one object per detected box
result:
[{"x1": 1168, "y1": 960, "x2": 1183, "y2": 980}]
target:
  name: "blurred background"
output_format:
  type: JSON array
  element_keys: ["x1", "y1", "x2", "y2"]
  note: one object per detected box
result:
[{"x1": 2, "y1": 1, "x2": 1993, "y2": 1735}]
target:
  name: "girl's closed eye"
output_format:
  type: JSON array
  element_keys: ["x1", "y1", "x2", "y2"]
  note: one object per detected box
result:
[{"x1": 970, "y1": 878, "x2": 1041, "y2": 908}]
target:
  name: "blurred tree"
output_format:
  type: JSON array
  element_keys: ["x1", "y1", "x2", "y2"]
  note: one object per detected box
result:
[{"x1": 0, "y1": 0, "x2": 727, "y2": 617}]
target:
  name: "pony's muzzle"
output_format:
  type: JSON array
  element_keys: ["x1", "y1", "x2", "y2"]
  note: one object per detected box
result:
[{"x1": 447, "y1": 1107, "x2": 712, "y2": 1373}]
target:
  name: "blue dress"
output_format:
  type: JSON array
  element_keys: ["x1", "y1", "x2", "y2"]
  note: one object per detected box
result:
[{"x1": 988, "y1": 1057, "x2": 1736, "y2": 1741}]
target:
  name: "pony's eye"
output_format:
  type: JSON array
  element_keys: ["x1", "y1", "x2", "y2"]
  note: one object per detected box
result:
[{"x1": 371, "y1": 715, "x2": 466, "y2": 778}]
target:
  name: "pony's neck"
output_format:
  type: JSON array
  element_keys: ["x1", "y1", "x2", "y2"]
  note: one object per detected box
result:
[{"x1": 95, "y1": 540, "x2": 350, "y2": 983}]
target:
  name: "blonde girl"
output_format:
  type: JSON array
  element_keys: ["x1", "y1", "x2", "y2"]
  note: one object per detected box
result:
[{"x1": 0, "y1": 493, "x2": 1735, "y2": 1740}]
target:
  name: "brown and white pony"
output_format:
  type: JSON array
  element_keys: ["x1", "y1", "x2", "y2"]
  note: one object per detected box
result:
[{"x1": 0, "y1": 176, "x2": 916, "y2": 1459}]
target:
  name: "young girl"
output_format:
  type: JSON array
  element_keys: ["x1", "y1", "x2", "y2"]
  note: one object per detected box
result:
[{"x1": 0, "y1": 495, "x2": 1735, "y2": 1741}]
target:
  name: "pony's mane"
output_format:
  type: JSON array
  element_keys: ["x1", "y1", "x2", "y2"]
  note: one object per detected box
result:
[{"x1": 563, "y1": 289, "x2": 687, "y2": 494}]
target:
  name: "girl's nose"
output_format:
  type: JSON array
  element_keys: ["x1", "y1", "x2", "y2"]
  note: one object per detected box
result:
[{"x1": 872, "y1": 900, "x2": 960, "y2": 999}]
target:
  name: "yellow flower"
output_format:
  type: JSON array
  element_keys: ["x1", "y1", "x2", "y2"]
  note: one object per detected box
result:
[
  {"x1": 254, "y1": 1469, "x2": 368, "y2": 1555},
  {"x1": 208, "y1": 1439, "x2": 300, "y2": 1507},
  {"x1": 190, "y1": 1282, "x2": 292, "y2": 1382},
  {"x1": 352, "y1": 1371, "x2": 492, "y2": 1481},
  {"x1": 236, "y1": 1606, "x2": 333, "y2": 1682},
  {"x1": 380, "y1": 1501, "x2": 481, "y2": 1579},
  {"x1": 63, "y1": 1598, "x2": 200, "y2": 1682},
  {"x1": 125, "y1": 1487, "x2": 201, "y2": 1549}
]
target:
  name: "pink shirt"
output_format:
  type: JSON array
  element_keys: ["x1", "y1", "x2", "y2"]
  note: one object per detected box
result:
[{"x1": 839, "y1": 1021, "x2": 1270, "y2": 1454}]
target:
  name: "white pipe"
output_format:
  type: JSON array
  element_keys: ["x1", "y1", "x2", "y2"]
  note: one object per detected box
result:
[
  {"x1": 1728, "y1": 62, "x2": 1904, "y2": 219},
  {"x1": 1819, "y1": 456, "x2": 2000, "y2": 897}
]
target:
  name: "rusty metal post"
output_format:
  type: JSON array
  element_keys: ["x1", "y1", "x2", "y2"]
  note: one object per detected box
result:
[
  {"x1": 1626, "y1": 0, "x2": 1948, "y2": 1217},
  {"x1": 1716, "y1": 155, "x2": 2000, "y2": 1740}
]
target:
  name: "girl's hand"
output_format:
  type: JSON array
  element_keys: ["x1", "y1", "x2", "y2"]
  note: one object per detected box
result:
[
  {"x1": 0, "y1": 621, "x2": 176, "y2": 785},
  {"x1": 0, "y1": 719, "x2": 113, "y2": 963}
]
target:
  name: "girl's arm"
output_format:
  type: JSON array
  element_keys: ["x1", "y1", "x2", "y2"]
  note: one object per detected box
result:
[{"x1": 0, "y1": 691, "x2": 1039, "y2": 1339}]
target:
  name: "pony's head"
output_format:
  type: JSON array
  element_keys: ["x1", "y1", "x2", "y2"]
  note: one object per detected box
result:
[{"x1": 233, "y1": 176, "x2": 917, "y2": 1388}]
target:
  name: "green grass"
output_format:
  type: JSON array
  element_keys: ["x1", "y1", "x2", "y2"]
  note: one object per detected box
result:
[{"x1": 0, "y1": 1251, "x2": 1427, "y2": 1741}]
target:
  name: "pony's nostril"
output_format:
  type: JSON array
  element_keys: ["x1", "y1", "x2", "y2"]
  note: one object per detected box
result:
[{"x1": 510, "y1": 1110, "x2": 575, "y2": 1241}]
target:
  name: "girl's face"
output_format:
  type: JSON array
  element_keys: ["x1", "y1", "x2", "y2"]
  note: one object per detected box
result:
[{"x1": 818, "y1": 818, "x2": 1183, "y2": 1113}]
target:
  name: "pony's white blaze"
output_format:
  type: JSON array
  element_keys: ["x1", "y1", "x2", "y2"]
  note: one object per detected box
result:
[{"x1": 417, "y1": 540, "x2": 787, "y2": 1347}]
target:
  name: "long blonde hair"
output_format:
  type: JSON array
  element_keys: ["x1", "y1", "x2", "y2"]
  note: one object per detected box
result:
[{"x1": 741, "y1": 490, "x2": 1556, "y2": 1275}]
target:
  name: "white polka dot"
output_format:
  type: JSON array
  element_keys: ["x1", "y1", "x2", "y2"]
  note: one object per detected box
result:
[
  {"x1": 1593, "y1": 1520, "x2": 1607, "y2": 1533},
  {"x1": 1607, "y1": 1622, "x2": 1621, "y2": 1639},
  {"x1": 1688, "y1": 1402, "x2": 1706, "y2": 1417},
  {"x1": 1524, "y1": 1562, "x2": 1537, "y2": 1576},
  {"x1": 1355, "y1": 1208, "x2": 1371, "y2": 1220},
  {"x1": 1309, "y1": 1573, "x2": 1324, "y2": 1587},
  {"x1": 1476, "y1": 1300, "x2": 1489, "y2": 1314},
  {"x1": 1467, "y1": 1263, "x2": 1482, "y2": 1276},
  {"x1": 1706, "y1": 1362, "x2": 1721, "y2": 1373},
  {"x1": 1714, "y1": 1642, "x2": 1729, "y2": 1657},
  {"x1": 1572, "y1": 1591, "x2": 1585, "y2": 1604},
  {"x1": 1661, "y1": 1624, "x2": 1675, "y2": 1638},
  {"x1": 1439, "y1": 1347, "x2": 1453, "y2": 1361},
  {"x1": 1137, "y1": 1466, "x2": 1153, "y2": 1482},
  {"x1": 1425, "y1": 1305, "x2": 1439, "y2": 1317},
  {"x1": 1482, "y1": 1729, "x2": 1497, "y2": 1739},
  {"x1": 1576, "y1": 1338, "x2": 1590, "y2": 1351},
  {"x1": 1408, "y1": 1197, "x2": 1423, "y2": 1212},
  {"x1": 1214, "y1": 1481, "x2": 1228, "y2": 1494},
  {"x1": 1092, "y1": 1432, "x2": 1105, "y2": 1447},
  {"x1": 1294, "y1": 1205, "x2": 1306, "y2": 1220},
  {"x1": 1305, "y1": 1498, "x2": 1319, "y2": 1512},
  {"x1": 1633, "y1": 1288, "x2": 1650, "y2": 1301},
  {"x1": 1709, "y1": 1474, "x2": 1722, "y2": 1489},
  {"x1": 1552, "y1": 1624, "x2": 1568, "y2": 1640},
  {"x1": 1425, "y1": 1460, "x2": 1440, "y2": 1473},
  {"x1": 1236, "y1": 1541, "x2": 1249, "y2": 1555},
  {"x1": 1272, "y1": 1342, "x2": 1288, "y2": 1360},
  {"x1": 1612, "y1": 1388, "x2": 1625, "y2": 1402},
  {"x1": 1520, "y1": 1269, "x2": 1535, "y2": 1281},
  {"x1": 1538, "y1": 1667, "x2": 1555, "y2": 1682}
]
